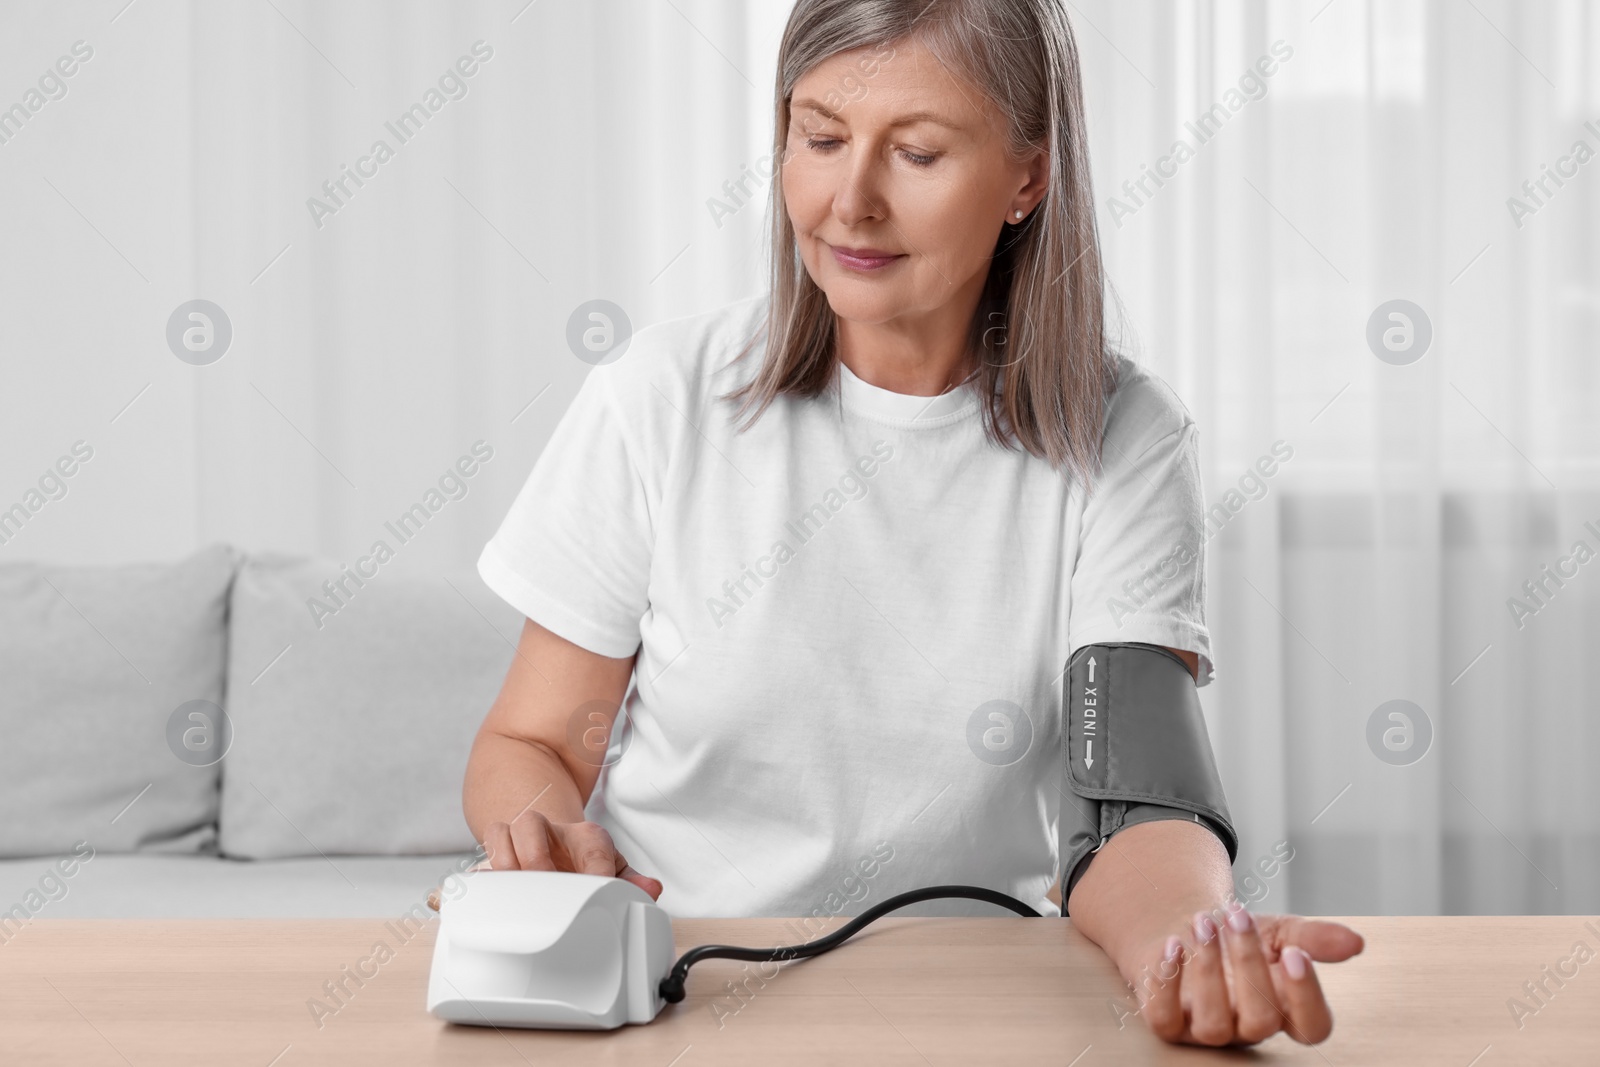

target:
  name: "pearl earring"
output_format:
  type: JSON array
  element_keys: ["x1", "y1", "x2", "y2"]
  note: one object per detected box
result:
[{"x1": 1014, "y1": 210, "x2": 1024, "y2": 219}]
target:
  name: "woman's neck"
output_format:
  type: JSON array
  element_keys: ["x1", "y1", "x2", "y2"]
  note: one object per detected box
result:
[{"x1": 835, "y1": 301, "x2": 981, "y2": 397}]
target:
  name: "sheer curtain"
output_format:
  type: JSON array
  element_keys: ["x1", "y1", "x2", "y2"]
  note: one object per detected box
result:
[
  {"x1": 7, "y1": 0, "x2": 1593, "y2": 915},
  {"x1": 186, "y1": 0, "x2": 797, "y2": 574},
  {"x1": 1083, "y1": 0, "x2": 1599, "y2": 916}
]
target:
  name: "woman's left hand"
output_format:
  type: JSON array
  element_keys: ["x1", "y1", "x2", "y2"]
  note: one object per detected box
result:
[{"x1": 1127, "y1": 901, "x2": 1365, "y2": 1047}]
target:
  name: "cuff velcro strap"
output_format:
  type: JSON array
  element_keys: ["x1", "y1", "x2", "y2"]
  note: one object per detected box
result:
[{"x1": 1063, "y1": 642, "x2": 1239, "y2": 863}]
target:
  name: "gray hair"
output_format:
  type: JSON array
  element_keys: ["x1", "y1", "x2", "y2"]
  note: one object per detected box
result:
[{"x1": 721, "y1": 0, "x2": 1120, "y2": 489}]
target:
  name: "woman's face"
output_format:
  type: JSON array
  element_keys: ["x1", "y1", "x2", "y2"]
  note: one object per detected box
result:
[{"x1": 782, "y1": 37, "x2": 1046, "y2": 328}]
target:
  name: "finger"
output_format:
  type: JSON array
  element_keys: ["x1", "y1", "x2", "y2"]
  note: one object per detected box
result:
[
  {"x1": 1183, "y1": 910, "x2": 1233, "y2": 1046},
  {"x1": 1259, "y1": 915, "x2": 1365, "y2": 962},
  {"x1": 1295, "y1": 920, "x2": 1365, "y2": 961},
  {"x1": 482, "y1": 822, "x2": 518, "y2": 871},
  {"x1": 1276, "y1": 946, "x2": 1335, "y2": 1044},
  {"x1": 613, "y1": 850, "x2": 664, "y2": 899},
  {"x1": 507, "y1": 811, "x2": 558, "y2": 871},
  {"x1": 560, "y1": 822, "x2": 621, "y2": 878},
  {"x1": 1141, "y1": 935, "x2": 1187, "y2": 1042},
  {"x1": 1220, "y1": 902, "x2": 1288, "y2": 1044},
  {"x1": 618, "y1": 862, "x2": 664, "y2": 900}
]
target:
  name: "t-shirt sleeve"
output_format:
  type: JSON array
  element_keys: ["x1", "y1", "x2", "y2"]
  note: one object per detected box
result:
[
  {"x1": 1067, "y1": 410, "x2": 1215, "y2": 686},
  {"x1": 477, "y1": 366, "x2": 653, "y2": 659}
]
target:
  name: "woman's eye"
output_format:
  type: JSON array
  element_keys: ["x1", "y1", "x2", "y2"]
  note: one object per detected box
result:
[{"x1": 801, "y1": 136, "x2": 936, "y2": 168}]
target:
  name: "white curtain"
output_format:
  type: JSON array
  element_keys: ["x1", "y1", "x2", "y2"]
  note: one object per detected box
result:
[
  {"x1": 185, "y1": 0, "x2": 796, "y2": 572},
  {"x1": 1084, "y1": 0, "x2": 1600, "y2": 917},
  {"x1": 5, "y1": 0, "x2": 1595, "y2": 915}
]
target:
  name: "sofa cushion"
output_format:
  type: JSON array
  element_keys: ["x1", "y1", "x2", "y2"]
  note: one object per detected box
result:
[
  {"x1": 220, "y1": 554, "x2": 520, "y2": 859},
  {"x1": 0, "y1": 852, "x2": 483, "y2": 920},
  {"x1": 0, "y1": 544, "x2": 238, "y2": 858}
]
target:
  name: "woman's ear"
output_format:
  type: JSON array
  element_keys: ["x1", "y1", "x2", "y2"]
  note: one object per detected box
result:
[{"x1": 1015, "y1": 144, "x2": 1050, "y2": 216}]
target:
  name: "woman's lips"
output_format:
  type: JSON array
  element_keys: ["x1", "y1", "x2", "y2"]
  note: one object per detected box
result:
[{"x1": 830, "y1": 244, "x2": 905, "y2": 272}]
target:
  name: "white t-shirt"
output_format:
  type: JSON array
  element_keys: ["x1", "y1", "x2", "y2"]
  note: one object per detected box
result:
[{"x1": 478, "y1": 293, "x2": 1214, "y2": 919}]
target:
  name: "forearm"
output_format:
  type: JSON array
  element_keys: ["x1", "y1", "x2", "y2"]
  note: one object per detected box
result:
[
  {"x1": 462, "y1": 729, "x2": 589, "y2": 840},
  {"x1": 461, "y1": 618, "x2": 632, "y2": 844},
  {"x1": 1066, "y1": 817, "x2": 1234, "y2": 974}
]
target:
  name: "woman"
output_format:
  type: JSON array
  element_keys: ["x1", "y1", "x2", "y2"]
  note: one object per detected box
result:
[{"x1": 464, "y1": 0, "x2": 1363, "y2": 1049}]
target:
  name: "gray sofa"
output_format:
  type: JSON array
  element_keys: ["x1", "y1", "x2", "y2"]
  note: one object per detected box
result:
[{"x1": 0, "y1": 545, "x2": 521, "y2": 921}]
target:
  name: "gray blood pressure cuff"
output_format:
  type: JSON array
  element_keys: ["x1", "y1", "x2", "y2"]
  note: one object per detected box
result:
[{"x1": 1057, "y1": 642, "x2": 1238, "y2": 913}]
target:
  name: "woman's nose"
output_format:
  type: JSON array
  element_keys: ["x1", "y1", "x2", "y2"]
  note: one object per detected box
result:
[{"x1": 832, "y1": 145, "x2": 887, "y2": 224}]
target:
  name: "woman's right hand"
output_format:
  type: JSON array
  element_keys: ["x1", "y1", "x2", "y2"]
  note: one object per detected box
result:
[{"x1": 478, "y1": 808, "x2": 663, "y2": 900}]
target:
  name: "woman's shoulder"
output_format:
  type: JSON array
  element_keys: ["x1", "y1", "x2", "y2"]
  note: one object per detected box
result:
[
  {"x1": 593, "y1": 293, "x2": 769, "y2": 413},
  {"x1": 1098, "y1": 351, "x2": 1198, "y2": 462}
]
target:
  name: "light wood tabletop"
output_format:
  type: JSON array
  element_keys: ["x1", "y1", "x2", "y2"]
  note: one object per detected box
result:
[{"x1": 2, "y1": 915, "x2": 1597, "y2": 1065}]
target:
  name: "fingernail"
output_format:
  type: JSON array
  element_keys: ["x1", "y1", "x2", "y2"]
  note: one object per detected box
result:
[
  {"x1": 1164, "y1": 935, "x2": 1182, "y2": 962},
  {"x1": 1193, "y1": 912, "x2": 1216, "y2": 943},
  {"x1": 1283, "y1": 945, "x2": 1307, "y2": 979},
  {"x1": 1227, "y1": 904, "x2": 1253, "y2": 933}
]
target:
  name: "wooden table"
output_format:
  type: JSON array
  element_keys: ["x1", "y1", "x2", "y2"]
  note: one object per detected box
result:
[{"x1": 2, "y1": 916, "x2": 1596, "y2": 1064}]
